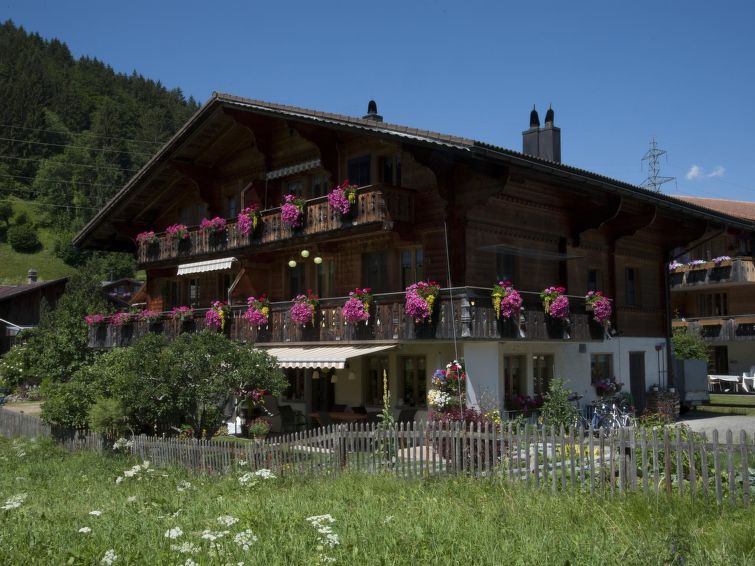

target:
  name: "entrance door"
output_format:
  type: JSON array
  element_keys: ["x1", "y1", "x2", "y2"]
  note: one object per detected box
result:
[
  {"x1": 710, "y1": 346, "x2": 729, "y2": 375},
  {"x1": 629, "y1": 352, "x2": 646, "y2": 414}
]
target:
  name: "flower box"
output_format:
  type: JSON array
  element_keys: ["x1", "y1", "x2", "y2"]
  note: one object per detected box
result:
[{"x1": 545, "y1": 315, "x2": 566, "y2": 339}]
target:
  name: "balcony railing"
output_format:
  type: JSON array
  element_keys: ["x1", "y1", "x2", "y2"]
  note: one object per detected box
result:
[
  {"x1": 136, "y1": 184, "x2": 413, "y2": 266},
  {"x1": 88, "y1": 288, "x2": 605, "y2": 349},
  {"x1": 673, "y1": 314, "x2": 755, "y2": 342},
  {"x1": 669, "y1": 257, "x2": 755, "y2": 288}
]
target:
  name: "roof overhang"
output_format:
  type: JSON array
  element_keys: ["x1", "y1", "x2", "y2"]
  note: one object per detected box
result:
[
  {"x1": 176, "y1": 257, "x2": 238, "y2": 276},
  {"x1": 257, "y1": 344, "x2": 395, "y2": 369}
]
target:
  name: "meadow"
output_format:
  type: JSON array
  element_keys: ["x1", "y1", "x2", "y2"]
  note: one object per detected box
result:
[{"x1": 0, "y1": 436, "x2": 753, "y2": 565}]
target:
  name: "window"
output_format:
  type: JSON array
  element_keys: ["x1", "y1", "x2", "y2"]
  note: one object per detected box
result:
[
  {"x1": 362, "y1": 252, "x2": 389, "y2": 293},
  {"x1": 286, "y1": 179, "x2": 304, "y2": 197},
  {"x1": 317, "y1": 258, "x2": 336, "y2": 298},
  {"x1": 365, "y1": 356, "x2": 390, "y2": 406},
  {"x1": 400, "y1": 356, "x2": 427, "y2": 406},
  {"x1": 218, "y1": 273, "x2": 231, "y2": 301},
  {"x1": 503, "y1": 355, "x2": 526, "y2": 404},
  {"x1": 496, "y1": 250, "x2": 517, "y2": 283},
  {"x1": 625, "y1": 267, "x2": 638, "y2": 306},
  {"x1": 697, "y1": 293, "x2": 728, "y2": 317},
  {"x1": 347, "y1": 155, "x2": 371, "y2": 187},
  {"x1": 532, "y1": 354, "x2": 554, "y2": 396},
  {"x1": 590, "y1": 353, "x2": 613, "y2": 384},
  {"x1": 587, "y1": 269, "x2": 603, "y2": 292},
  {"x1": 225, "y1": 195, "x2": 239, "y2": 219},
  {"x1": 179, "y1": 202, "x2": 208, "y2": 226},
  {"x1": 400, "y1": 247, "x2": 424, "y2": 288},
  {"x1": 287, "y1": 263, "x2": 306, "y2": 297},
  {"x1": 282, "y1": 369, "x2": 306, "y2": 401},
  {"x1": 379, "y1": 155, "x2": 401, "y2": 186},
  {"x1": 311, "y1": 174, "x2": 330, "y2": 198},
  {"x1": 188, "y1": 278, "x2": 201, "y2": 308}
]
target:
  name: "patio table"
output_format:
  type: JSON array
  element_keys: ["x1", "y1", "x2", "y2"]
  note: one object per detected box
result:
[{"x1": 710, "y1": 375, "x2": 740, "y2": 393}]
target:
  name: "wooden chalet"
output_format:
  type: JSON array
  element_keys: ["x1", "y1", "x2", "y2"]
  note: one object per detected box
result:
[{"x1": 74, "y1": 94, "x2": 755, "y2": 418}]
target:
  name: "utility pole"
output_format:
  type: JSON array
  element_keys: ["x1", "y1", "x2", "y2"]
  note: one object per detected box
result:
[{"x1": 641, "y1": 137, "x2": 675, "y2": 192}]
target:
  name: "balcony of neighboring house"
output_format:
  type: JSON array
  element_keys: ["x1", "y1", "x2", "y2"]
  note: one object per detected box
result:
[
  {"x1": 669, "y1": 257, "x2": 755, "y2": 289},
  {"x1": 88, "y1": 288, "x2": 607, "y2": 349},
  {"x1": 673, "y1": 314, "x2": 755, "y2": 342},
  {"x1": 136, "y1": 184, "x2": 414, "y2": 267}
]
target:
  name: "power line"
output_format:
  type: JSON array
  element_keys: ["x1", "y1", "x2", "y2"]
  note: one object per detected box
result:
[
  {"x1": 0, "y1": 154, "x2": 140, "y2": 173},
  {"x1": 0, "y1": 173, "x2": 121, "y2": 189},
  {"x1": 0, "y1": 198, "x2": 101, "y2": 211},
  {"x1": 0, "y1": 135, "x2": 154, "y2": 157},
  {"x1": 0, "y1": 122, "x2": 165, "y2": 145},
  {"x1": 0, "y1": 186, "x2": 109, "y2": 204}
]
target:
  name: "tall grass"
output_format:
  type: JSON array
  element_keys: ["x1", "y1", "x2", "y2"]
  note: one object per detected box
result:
[{"x1": 0, "y1": 437, "x2": 752, "y2": 565}]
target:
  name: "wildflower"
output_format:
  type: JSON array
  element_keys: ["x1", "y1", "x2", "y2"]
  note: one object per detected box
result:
[
  {"x1": 255, "y1": 469, "x2": 276, "y2": 479},
  {"x1": 177, "y1": 480, "x2": 192, "y2": 492},
  {"x1": 200, "y1": 529, "x2": 229, "y2": 542},
  {"x1": 165, "y1": 527, "x2": 183, "y2": 539},
  {"x1": 115, "y1": 476, "x2": 123, "y2": 484},
  {"x1": 234, "y1": 529, "x2": 258, "y2": 551},
  {"x1": 1, "y1": 494, "x2": 27, "y2": 512},
  {"x1": 89, "y1": 510, "x2": 102, "y2": 516},
  {"x1": 78, "y1": 527, "x2": 91, "y2": 534},
  {"x1": 127, "y1": 496, "x2": 137, "y2": 503},
  {"x1": 100, "y1": 549, "x2": 117, "y2": 565},
  {"x1": 183, "y1": 560, "x2": 198, "y2": 566},
  {"x1": 217, "y1": 515, "x2": 239, "y2": 527},
  {"x1": 171, "y1": 542, "x2": 200, "y2": 554}
]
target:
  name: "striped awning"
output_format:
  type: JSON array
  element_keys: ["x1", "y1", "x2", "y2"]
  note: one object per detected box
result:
[
  {"x1": 176, "y1": 257, "x2": 238, "y2": 276},
  {"x1": 258, "y1": 344, "x2": 395, "y2": 369}
]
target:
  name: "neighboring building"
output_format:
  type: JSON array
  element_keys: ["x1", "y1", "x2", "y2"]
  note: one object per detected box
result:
[
  {"x1": 101, "y1": 278, "x2": 144, "y2": 308},
  {"x1": 0, "y1": 270, "x2": 68, "y2": 354},
  {"x1": 670, "y1": 197, "x2": 755, "y2": 377},
  {"x1": 73, "y1": 94, "x2": 755, "y2": 417}
]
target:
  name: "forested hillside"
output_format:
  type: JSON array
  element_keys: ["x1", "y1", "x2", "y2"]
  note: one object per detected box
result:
[{"x1": 0, "y1": 20, "x2": 199, "y2": 282}]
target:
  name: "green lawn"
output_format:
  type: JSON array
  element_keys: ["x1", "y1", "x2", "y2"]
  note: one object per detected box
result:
[
  {"x1": 708, "y1": 394, "x2": 755, "y2": 408},
  {"x1": 0, "y1": 198, "x2": 78, "y2": 284},
  {"x1": 0, "y1": 437, "x2": 753, "y2": 565}
]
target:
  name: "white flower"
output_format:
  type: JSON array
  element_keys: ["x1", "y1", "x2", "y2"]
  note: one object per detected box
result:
[
  {"x1": 78, "y1": 527, "x2": 92, "y2": 534},
  {"x1": 217, "y1": 515, "x2": 239, "y2": 527},
  {"x1": 100, "y1": 549, "x2": 117, "y2": 565},
  {"x1": 233, "y1": 529, "x2": 258, "y2": 550},
  {"x1": 306, "y1": 514, "x2": 335, "y2": 525},
  {"x1": 183, "y1": 560, "x2": 198, "y2": 566},
  {"x1": 200, "y1": 529, "x2": 229, "y2": 542},
  {"x1": 254, "y1": 469, "x2": 276, "y2": 480},
  {"x1": 176, "y1": 480, "x2": 192, "y2": 492},
  {"x1": 238, "y1": 472, "x2": 256, "y2": 486},
  {"x1": 115, "y1": 476, "x2": 123, "y2": 484},
  {"x1": 237, "y1": 460, "x2": 248, "y2": 467},
  {"x1": 1, "y1": 493, "x2": 27, "y2": 510},
  {"x1": 171, "y1": 542, "x2": 200, "y2": 554},
  {"x1": 127, "y1": 496, "x2": 137, "y2": 503},
  {"x1": 89, "y1": 510, "x2": 102, "y2": 516},
  {"x1": 165, "y1": 527, "x2": 183, "y2": 539}
]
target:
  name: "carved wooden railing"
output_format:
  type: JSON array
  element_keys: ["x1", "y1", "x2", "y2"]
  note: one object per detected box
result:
[
  {"x1": 136, "y1": 184, "x2": 414, "y2": 266},
  {"x1": 669, "y1": 257, "x2": 755, "y2": 288},
  {"x1": 88, "y1": 288, "x2": 602, "y2": 349},
  {"x1": 674, "y1": 314, "x2": 755, "y2": 342}
]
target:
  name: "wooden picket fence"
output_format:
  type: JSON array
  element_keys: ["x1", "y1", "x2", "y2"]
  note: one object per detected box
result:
[{"x1": 1, "y1": 408, "x2": 752, "y2": 505}]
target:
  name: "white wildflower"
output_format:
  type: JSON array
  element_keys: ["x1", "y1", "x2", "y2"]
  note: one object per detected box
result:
[
  {"x1": 112, "y1": 438, "x2": 133, "y2": 453},
  {"x1": 176, "y1": 480, "x2": 192, "y2": 492},
  {"x1": 171, "y1": 542, "x2": 200, "y2": 554},
  {"x1": 233, "y1": 529, "x2": 258, "y2": 551},
  {"x1": 183, "y1": 560, "x2": 198, "y2": 566},
  {"x1": 127, "y1": 496, "x2": 137, "y2": 503},
  {"x1": 78, "y1": 527, "x2": 92, "y2": 534},
  {"x1": 1, "y1": 493, "x2": 27, "y2": 510},
  {"x1": 306, "y1": 514, "x2": 335, "y2": 525},
  {"x1": 100, "y1": 549, "x2": 117, "y2": 565},
  {"x1": 254, "y1": 469, "x2": 276, "y2": 480},
  {"x1": 217, "y1": 515, "x2": 239, "y2": 527},
  {"x1": 237, "y1": 460, "x2": 248, "y2": 467},
  {"x1": 115, "y1": 476, "x2": 123, "y2": 484},
  {"x1": 238, "y1": 472, "x2": 256, "y2": 486},
  {"x1": 200, "y1": 529, "x2": 229, "y2": 542},
  {"x1": 89, "y1": 510, "x2": 102, "y2": 516},
  {"x1": 165, "y1": 527, "x2": 183, "y2": 539}
]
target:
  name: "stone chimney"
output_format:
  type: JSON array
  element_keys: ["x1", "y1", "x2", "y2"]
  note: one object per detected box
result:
[
  {"x1": 27, "y1": 269, "x2": 38, "y2": 284},
  {"x1": 363, "y1": 100, "x2": 383, "y2": 122},
  {"x1": 522, "y1": 104, "x2": 561, "y2": 163}
]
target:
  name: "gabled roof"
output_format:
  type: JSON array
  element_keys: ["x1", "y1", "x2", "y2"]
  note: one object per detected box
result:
[
  {"x1": 74, "y1": 93, "x2": 755, "y2": 248},
  {"x1": 674, "y1": 196, "x2": 755, "y2": 222},
  {"x1": 0, "y1": 278, "x2": 68, "y2": 302}
]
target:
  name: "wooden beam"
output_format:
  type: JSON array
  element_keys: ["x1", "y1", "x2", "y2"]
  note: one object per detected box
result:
[
  {"x1": 603, "y1": 200, "x2": 658, "y2": 241},
  {"x1": 570, "y1": 194, "x2": 621, "y2": 246},
  {"x1": 289, "y1": 122, "x2": 340, "y2": 180}
]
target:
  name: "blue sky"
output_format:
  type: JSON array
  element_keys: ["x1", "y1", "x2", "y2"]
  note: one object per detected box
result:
[{"x1": 6, "y1": 0, "x2": 755, "y2": 201}]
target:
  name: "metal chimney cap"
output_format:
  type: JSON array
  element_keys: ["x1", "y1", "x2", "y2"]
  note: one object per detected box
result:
[
  {"x1": 544, "y1": 105, "x2": 554, "y2": 126},
  {"x1": 529, "y1": 105, "x2": 540, "y2": 128},
  {"x1": 363, "y1": 100, "x2": 383, "y2": 122}
]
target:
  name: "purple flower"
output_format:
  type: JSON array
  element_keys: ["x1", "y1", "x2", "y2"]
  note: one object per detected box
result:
[
  {"x1": 342, "y1": 297, "x2": 369, "y2": 324},
  {"x1": 242, "y1": 307, "x2": 268, "y2": 327},
  {"x1": 205, "y1": 308, "x2": 223, "y2": 330},
  {"x1": 290, "y1": 301, "x2": 313, "y2": 325},
  {"x1": 281, "y1": 195, "x2": 304, "y2": 228},
  {"x1": 84, "y1": 314, "x2": 106, "y2": 326},
  {"x1": 500, "y1": 289, "x2": 522, "y2": 319},
  {"x1": 200, "y1": 217, "x2": 226, "y2": 234},
  {"x1": 109, "y1": 312, "x2": 132, "y2": 327},
  {"x1": 405, "y1": 291, "x2": 431, "y2": 321},
  {"x1": 548, "y1": 295, "x2": 570, "y2": 320},
  {"x1": 592, "y1": 297, "x2": 612, "y2": 323},
  {"x1": 327, "y1": 188, "x2": 351, "y2": 215}
]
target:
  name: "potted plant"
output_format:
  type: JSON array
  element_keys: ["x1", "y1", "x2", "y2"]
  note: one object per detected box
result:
[
  {"x1": 84, "y1": 313, "x2": 107, "y2": 327},
  {"x1": 166, "y1": 223, "x2": 191, "y2": 253},
  {"x1": 243, "y1": 295, "x2": 270, "y2": 328},
  {"x1": 140, "y1": 309, "x2": 161, "y2": 330},
  {"x1": 290, "y1": 290, "x2": 319, "y2": 327},
  {"x1": 171, "y1": 306, "x2": 195, "y2": 331},
  {"x1": 491, "y1": 280, "x2": 523, "y2": 338},
  {"x1": 584, "y1": 291, "x2": 612, "y2": 339},
  {"x1": 109, "y1": 311, "x2": 133, "y2": 327},
  {"x1": 248, "y1": 417, "x2": 271, "y2": 440},
  {"x1": 540, "y1": 286, "x2": 569, "y2": 339},
  {"x1": 405, "y1": 280, "x2": 440, "y2": 338},
  {"x1": 200, "y1": 216, "x2": 227, "y2": 247},
  {"x1": 205, "y1": 300, "x2": 231, "y2": 332},
  {"x1": 136, "y1": 231, "x2": 159, "y2": 257},
  {"x1": 237, "y1": 204, "x2": 262, "y2": 239},
  {"x1": 342, "y1": 287, "x2": 372, "y2": 324},
  {"x1": 327, "y1": 180, "x2": 359, "y2": 223},
  {"x1": 281, "y1": 194, "x2": 306, "y2": 233}
]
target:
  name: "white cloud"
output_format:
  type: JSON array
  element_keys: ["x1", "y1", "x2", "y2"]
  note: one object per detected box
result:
[
  {"x1": 685, "y1": 165, "x2": 702, "y2": 180},
  {"x1": 707, "y1": 165, "x2": 725, "y2": 178}
]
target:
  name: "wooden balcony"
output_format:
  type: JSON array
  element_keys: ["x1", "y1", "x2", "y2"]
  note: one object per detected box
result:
[
  {"x1": 136, "y1": 184, "x2": 413, "y2": 266},
  {"x1": 88, "y1": 288, "x2": 604, "y2": 349},
  {"x1": 669, "y1": 257, "x2": 755, "y2": 289},
  {"x1": 674, "y1": 314, "x2": 755, "y2": 342}
]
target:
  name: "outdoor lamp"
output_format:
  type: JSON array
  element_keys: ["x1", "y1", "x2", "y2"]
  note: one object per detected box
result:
[
  {"x1": 288, "y1": 259, "x2": 297, "y2": 268},
  {"x1": 300, "y1": 249, "x2": 310, "y2": 258},
  {"x1": 348, "y1": 371, "x2": 356, "y2": 381},
  {"x1": 313, "y1": 256, "x2": 323, "y2": 264},
  {"x1": 331, "y1": 374, "x2": 339, "y2": 383},
  {"x1": 312, "y1": 370, "x2": 320, "y2": 380}
]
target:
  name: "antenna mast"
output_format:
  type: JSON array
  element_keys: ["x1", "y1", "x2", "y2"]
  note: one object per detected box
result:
[{"x1": 641, "y1": 137, "x2": 675, "y2": 192}]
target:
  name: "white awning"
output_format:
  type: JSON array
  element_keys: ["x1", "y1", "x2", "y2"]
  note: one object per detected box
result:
[
  {"x1": 177, "y1": 257, "x2": 238, "y2": 276},
  {"x1": 258, "y1": 344, "x2": 396, "y2": 369}
]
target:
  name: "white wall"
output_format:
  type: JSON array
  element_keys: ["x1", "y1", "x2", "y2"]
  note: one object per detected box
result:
[{"x1": 725, "y1": 342, "x2": 755, "y2": 376}]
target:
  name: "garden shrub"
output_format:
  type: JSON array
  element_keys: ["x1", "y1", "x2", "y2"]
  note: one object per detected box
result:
[
  {"x1": 7, "y1": 223, "x2": 41, "y2": 253},
  {"x1": 539, "y1": 378, "x2": 578, "y2": 431},
  {"x1": 88, "y1": 397, "x2": 130, "y2": 438},
  {"x1": 671, "y1": 330, "x2": 709, "y2": 361},
  {"x1": 41, "y1": 379, "x2": 96, "y2": 428}
]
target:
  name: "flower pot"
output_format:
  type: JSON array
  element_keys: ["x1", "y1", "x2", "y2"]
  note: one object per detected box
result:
[
  {"x1": 146, "y1": 241, "x2": 160, "y2": 259},
  {"x1": 498, "y1": 316, "x2": 520, "y2": 339},
  {"x1": 147, "y1": 320, "x2": 163, "y2": 333},
  {"x1": 291, "y1": 208, "x2": 307, "y2": 236},
  {"x1": 545, "y1": 315, "x2": 566, "y2": 339},
  {"x1": 588, "y1": 318, "x2": 605, "y2": 340},
  {"x1": 340, "y1": 205, "x2": 357, "y2": 225},
  {"x1": 208, "y1": 231, "x2": 227, "y2": 249},
  {"x1": 414, "y1": 316, "x2": 437, "y2": 339},
  {"x1": 177, "y1": 238, "x2": 192, "y2": 255}
]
